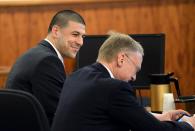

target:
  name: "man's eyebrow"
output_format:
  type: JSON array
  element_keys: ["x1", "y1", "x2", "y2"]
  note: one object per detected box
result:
[
  {"x1": 72, "y1": 31, "x2": 85, "y2": 35},
  {"x1": 72, "y1": 31, "x2": 80, "y2": 34}
]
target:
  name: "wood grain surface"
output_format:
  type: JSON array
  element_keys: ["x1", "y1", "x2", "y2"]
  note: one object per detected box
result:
[{"x1": 0, "y1": 0, "x2": 194, "y2": 96}]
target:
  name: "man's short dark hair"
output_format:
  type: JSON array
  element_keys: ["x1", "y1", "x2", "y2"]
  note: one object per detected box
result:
[{"x1": 48, "y1": 10, "x2": 86, "y2": 33}]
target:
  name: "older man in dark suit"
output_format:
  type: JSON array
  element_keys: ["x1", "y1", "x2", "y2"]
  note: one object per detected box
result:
[
  {"x1": 52, "y1": 32, "x2": 195, "y2": 131},
  {"x1": 6, "y1": 10, "x2": 86, "y2": 125}
]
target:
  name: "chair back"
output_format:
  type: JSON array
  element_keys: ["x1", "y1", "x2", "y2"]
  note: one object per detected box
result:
[{"x1": 0, "y1": 89, "x2": 50, "y2": 131}]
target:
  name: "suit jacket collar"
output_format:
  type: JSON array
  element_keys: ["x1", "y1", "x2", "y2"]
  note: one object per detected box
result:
[
  {"x1": 91, "y1": 62, "x2": 111, "y2": 78},
  {"x1": 39, "y1": 40, "x2": 57, "y2": 55},
  {"x1": 92, "y1": 62, "x2": 136, "y2": 94}
]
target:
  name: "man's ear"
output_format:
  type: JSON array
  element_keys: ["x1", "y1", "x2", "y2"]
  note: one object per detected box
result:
[
  {"x1": 51, "y1": 25, "x2": 60, "y2": 38},
  {"x1": 116, "y1": 53, "x2": 125, "y2": 67}
]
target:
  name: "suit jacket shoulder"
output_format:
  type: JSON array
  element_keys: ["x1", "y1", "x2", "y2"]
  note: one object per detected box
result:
[{"x1": 6, "y1": 40, "x2": 66, "y2": 125}]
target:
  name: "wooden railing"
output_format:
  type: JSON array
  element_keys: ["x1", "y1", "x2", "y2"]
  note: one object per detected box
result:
[{"x1": 0, "y1": 0, "x2": 131, "y2": 6}]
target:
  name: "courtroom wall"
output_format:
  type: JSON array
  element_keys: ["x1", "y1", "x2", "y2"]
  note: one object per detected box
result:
[{"x1": 0, "y1": 0, "x2": 194, "y2": 96}]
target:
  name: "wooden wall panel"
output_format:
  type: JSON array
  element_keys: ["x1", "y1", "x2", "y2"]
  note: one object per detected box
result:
[{"x1": 0, "y1": 0, "x2": 194, "y2": 97}]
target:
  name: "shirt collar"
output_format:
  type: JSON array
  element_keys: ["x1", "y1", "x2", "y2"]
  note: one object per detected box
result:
[
  {"x1": 44, "y1": 38, "x2": 64, "y2": 66},
  {"x1": 101, "y1": 64, "x2": 115, "y2": 78}
]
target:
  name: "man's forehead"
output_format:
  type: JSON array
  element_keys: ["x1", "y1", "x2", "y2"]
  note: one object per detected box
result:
[{"x1": 64, "y1": 20, "x2": 86, "y2": 34}]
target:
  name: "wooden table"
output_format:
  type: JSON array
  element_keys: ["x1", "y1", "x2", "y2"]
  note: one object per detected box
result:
[{"x1": 175, "y1": 97, "x2": 195, "y2": 114}]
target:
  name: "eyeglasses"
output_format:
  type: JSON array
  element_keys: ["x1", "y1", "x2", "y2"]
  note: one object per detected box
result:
[{"x1": 124, "y1": 53, "x2": 141, "y2": 73}]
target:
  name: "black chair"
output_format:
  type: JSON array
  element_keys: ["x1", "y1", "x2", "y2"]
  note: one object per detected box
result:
[{"x1": 0, "y1": 89, "x2": 50, "y2": 131}]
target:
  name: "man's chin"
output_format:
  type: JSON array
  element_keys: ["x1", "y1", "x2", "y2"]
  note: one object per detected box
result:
[
  {"x1": 66, "y1": 53, "x2": 77, "y2": 59},
  {"x1": 72, "y1": 53, "x2": 77, "y2": 58}
]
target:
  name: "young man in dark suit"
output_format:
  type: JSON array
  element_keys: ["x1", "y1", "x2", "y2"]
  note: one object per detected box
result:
[
  {"x1": 52, "y1": 32, "x2": 195, "y2": 131},
  {"x1": 6, "y1": 10, "x2": 86, "y2": 125}
]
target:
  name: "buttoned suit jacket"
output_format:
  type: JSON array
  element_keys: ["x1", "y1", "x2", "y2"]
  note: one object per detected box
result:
[
  {"x1": 52, "y1": 62, "x2": 193, "y2": 131},
  {"x1": 6, "y1": 40, "x2": 66, "y2": 125}
]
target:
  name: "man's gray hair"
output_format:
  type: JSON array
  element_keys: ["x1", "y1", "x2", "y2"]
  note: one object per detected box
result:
[{"x1": 97, "y1": 32, "x2": 144, "y2": 62}]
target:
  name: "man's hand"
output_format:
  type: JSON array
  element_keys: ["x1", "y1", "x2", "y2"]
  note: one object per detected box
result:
[
  {"x1": 153, "y1": 109, "x2": 190, "y2": 121},
  {"x1": 178, "y1": 114, "x2": 195, "y2": 130}
]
